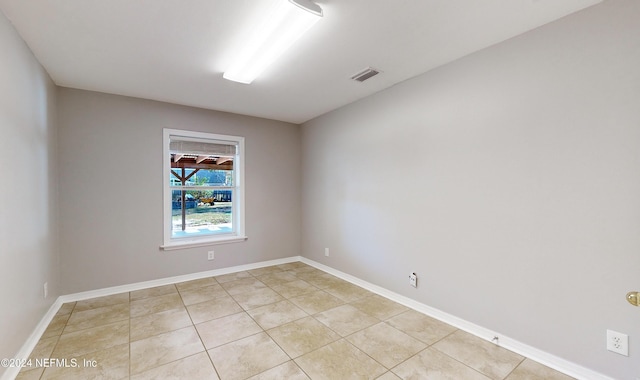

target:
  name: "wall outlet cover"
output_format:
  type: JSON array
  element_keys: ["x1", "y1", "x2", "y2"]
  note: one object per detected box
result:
[
  {"x1": 606, "y1": 329, "x2": 629, "y2": 356},
  {"x1": 409, "y1": 273, "x2": 417, "y2": 288}
]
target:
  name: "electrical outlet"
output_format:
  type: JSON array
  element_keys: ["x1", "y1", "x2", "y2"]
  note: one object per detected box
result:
[
  {"x1": 207, "y1": 251, "x2": 214, "y2": 260},
  {"x1": 324, "y1": 248, "x2": 329, "y2": 257},
  {"x1": 43, "y1": 282, "x2": 48, "y2": 299},
  {"x1": 409, "y1": 273, "x2": 417, "y2": 288},
  {"x1": 606, "y1": 329, "x2": 628, "y2": 356}
]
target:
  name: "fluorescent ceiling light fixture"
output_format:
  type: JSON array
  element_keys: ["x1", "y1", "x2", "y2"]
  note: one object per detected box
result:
[{"x1": 223, "y1": 0, "x2": 323, "y2": 84}]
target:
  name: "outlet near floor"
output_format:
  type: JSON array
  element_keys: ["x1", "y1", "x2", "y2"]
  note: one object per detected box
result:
[
  {"x1": 606, "y1": 329, "x2": 628, "y2": 356},
  {"x1": 207, "y1": 250, "x2": 214, "y2": 260},
  {"x1": 409, "y1": 273, "x2": 417, "y2": 288}
]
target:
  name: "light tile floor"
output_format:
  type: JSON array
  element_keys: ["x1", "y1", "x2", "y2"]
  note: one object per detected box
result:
[{"x1": 16, "y1": 262, "x2": 574, "y2": 380}]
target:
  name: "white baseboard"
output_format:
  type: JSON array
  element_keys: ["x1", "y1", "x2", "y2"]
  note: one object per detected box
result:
[
  {"x1": 300, "y1": 257, "x2": 614, "y2": 380},
  {"x1": 1, "y1": 298, "x2": 63, "y2": 380},
  {"x1": 1, "y1": 256, "x2": 301, "y2": 380},
  {"x1": 5, "y1": 255, "x2": 612, "y2": 380},
  {"x1": 58, "y1": 256, "x2": 301, "y2": 303}
]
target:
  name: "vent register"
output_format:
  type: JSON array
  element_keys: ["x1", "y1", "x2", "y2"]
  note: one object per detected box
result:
[{"x1": 351, "y1": 67, "x2": 380, "y2": 82}]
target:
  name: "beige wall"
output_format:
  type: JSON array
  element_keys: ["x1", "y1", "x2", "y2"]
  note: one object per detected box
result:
[
  {"x1": 57, "y1": 88, "x2": 301, "y2": 294},
  {"x1": 301, "y1": 1, "x2": 640, "y2": 378},
  {"x1": 0, "y1": 10, "x2": 59, "y2": 374}
]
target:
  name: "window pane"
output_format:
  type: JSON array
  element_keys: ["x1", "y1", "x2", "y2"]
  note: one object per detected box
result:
[
  {"x1": 164, "y1": 129, "x2": 244, "y2": 246},
  {"x1": 169, "y1": 168, "x2": 233, "y2": 187},
  {"x1": 169, "y1": 169, "x2": 198, "y2": 186},
  {"x1": 171, "y1": 189, "x2": 233, "y2": 238},
  {"x1": 185, "y1": 169, "x2": 233, "y2": 186}
]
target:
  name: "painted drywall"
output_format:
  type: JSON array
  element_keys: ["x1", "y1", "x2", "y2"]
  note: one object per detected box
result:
[
  {"x1": 301, "y1": 1, "x2": 640, "y2": 378},
  {"x1": 0, "y1": 9, "x2": 59, "y2": 376},
  {"x1": 57, "y1": 89, "x2": 301, "y2": 294}
]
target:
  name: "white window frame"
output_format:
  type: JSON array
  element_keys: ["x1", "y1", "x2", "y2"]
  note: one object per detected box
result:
[{"x1": 161, "y1": 128, "x2": 246, "y2": 250}]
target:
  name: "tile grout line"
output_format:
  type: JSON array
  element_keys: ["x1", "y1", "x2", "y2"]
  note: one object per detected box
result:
[
  {"x1": 427, "y1": 329, "x2": 517, "y2": 380},
  {"x1": 502, "y1": 357, "x2": 528, "y2": 380},
  {"x1": 184, "y1": 280, "x2": 226, "y2": 380},
  {"x1": 136, "y1": 277, "x2": 220, "y2": 378},
  {"x1": 223, "y1": 264, "x2": 303, "y2": 379},
  {"x1": 223, "y1": 266, "x2": 337, "y2": 378},
  {"x1": 33, "y1": 266, "x2": 359, "y2": 378},
  {"x1": 257, "y1": 269, "x2": 339, "y2": 380},
  {"x1": 22, "y1": 264, "x2": 312, "y2": 379},
  {"x1": 36, "y1": 303, "x2": 75, "y2": 379},
  {"x1": 24, "y1": 262, "x2": 566, "y2": 380},
  {"x1": 274, "y1": 276, "x2": 389, "y2": 377}
]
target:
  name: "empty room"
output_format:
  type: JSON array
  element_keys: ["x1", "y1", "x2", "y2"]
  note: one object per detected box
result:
[{"x1": 1, "y1": 0, "x2": 638, "y2": 379}]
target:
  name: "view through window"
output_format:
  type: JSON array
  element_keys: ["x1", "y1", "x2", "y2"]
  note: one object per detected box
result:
[{"x1": 163, "y1": 129, "x2": 245, "y2": 247}]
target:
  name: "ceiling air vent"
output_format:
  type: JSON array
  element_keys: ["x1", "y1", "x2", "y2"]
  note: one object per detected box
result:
[{"x1": 351, "y1": 67, "x2": 380, "y2": 82}]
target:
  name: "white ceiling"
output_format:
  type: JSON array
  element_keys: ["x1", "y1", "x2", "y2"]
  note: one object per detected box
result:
[{"x1": 0, "y1": 0, "x2": 602, "y2": 124}]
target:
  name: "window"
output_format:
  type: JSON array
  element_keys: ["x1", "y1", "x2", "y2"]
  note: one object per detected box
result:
[{"x1": 162, "y1": 129, "x2": 246, "y2": 249}]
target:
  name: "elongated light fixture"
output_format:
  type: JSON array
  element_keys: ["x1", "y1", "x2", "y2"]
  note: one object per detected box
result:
[{"x1": 223, "y1": 0, "x2": 323, "y2": 84}]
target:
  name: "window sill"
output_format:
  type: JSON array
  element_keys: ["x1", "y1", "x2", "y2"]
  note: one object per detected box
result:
[{"x1": 160, "y1": 236, "x2": 248, "y2": 251}]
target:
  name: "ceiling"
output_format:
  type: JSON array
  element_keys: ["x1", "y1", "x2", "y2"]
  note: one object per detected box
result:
[{"x1": 0, "y1": 0, "x2": 602, "y2": 124}]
